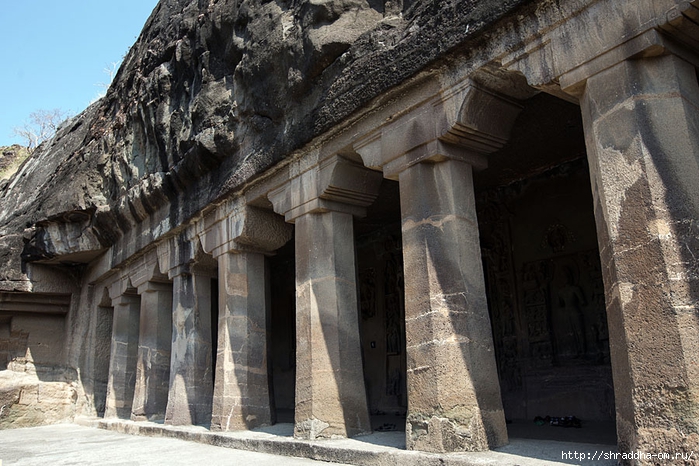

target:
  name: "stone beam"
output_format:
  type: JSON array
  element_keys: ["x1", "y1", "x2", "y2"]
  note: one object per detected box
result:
[
  {"x1": 497, "y1": 0, "x2": 699, "y2": 102},
  {"x1": 0, "y1": 293, "x2": 71, "y2": 315},
  {"x1": 269, "y1": 156, "x2": 381, "y2": 440}
]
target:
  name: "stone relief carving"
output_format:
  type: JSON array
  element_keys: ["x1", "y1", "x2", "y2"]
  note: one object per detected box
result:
[
  {"x1": 384, "y1": 244, "x2": 403, "y2": 357},
  {"x1": 479, "y1": 198, "x2": 521, "y2": 391},
  {"x1": 522, "y1": 253, "x2": 610, "y2": 366},
  {"x1": 383, "y1": 236, "x2": 404, "y2": 397},
  {"x1": 477, "y1": 166, "x2": 613, "y2": 421},
  {"x1": 541, "y1": 223, "x2": 576, "y2": 253},
  {"x1": 522, "y1": 260, "x2": 554, "y2": 367},
  {"x1": 359, "y1": 268, "x2": 377, "y2": 320}
]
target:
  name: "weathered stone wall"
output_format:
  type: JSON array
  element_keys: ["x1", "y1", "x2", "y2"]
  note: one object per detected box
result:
[{"x1": 0, "y1": 313, "x2": 78, "y2": 429}]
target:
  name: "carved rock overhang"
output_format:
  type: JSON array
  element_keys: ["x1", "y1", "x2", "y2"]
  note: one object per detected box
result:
[{"x1": 15, "y1": 0, "x2": 699, "y2": 290}]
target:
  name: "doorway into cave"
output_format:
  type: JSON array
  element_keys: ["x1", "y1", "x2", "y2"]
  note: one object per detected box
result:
[
  {"x1": 475, "y1": 92, "x2": 616, "y2": 445},
  {"x1": 269, "y1": 236, "x2": 296, "y2": 424},
  {"x1": 355, "y1": 178, "x2": 407, "y2": 432}
]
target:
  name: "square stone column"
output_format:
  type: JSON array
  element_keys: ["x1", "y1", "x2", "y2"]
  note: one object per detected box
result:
[
  {"x1": 104, "y1": 293, "x2": 140, "y2": 419},
  {"x1": 131, "y1": 281, "x2": 172, "y2": 421},
  {"x1": 355, "y1": 82, "x2": 520, "y2": 453},
  {"x1": 293, "y1": 210, "x2": 371, "y2": 439},
  {"x1": 200, "y1": 204, "x2": 292, "y2": 431},
  {"x1": 580, "y1": 53, "x2": 699, "y2": 455},
  {"x1": 211, "y1": 251, "x2": 273, "y2": 430},
  {"x1": 165, "y1": 266, "x2": 214, "y2": 426},
  {"x1": 396, "y1": 158, "x2": 506, "y2": 452},
  {"x1": 269, "y1": 155, "x2": 382, "y2": 440}
]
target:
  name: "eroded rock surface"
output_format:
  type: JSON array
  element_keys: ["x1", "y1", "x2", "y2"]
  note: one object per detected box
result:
[
  {"x1": 0, "y1": 362, "x2": 79, "y2": 429},
  {"x1": 0, "y1": 0, "x2": 530, "y2": 288}
]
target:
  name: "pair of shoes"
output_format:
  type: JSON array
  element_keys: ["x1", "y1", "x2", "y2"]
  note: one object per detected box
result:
[{"x1": 549, "y1": 416, "x2": 582, "y2": 428}]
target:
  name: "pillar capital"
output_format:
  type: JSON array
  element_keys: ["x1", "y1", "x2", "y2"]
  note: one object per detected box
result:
[
  {"x1": 154, "y1": 234, "x2": 216, "y2": 280},
  {"x1": 128, "y1": 249, "x2": 168, "y2": 290},
  {"x1": 197, "y1": 203, "x2": 292, "y2": 258},
  {"x1": 354, "y1": 80, "x2": 522, "y2": 179},
  {"x1": 560, "y1": 27, "x2": 699, "y2": 98},
  {"x1": 108, "y1": 283, "x2": 139, "y2": 306},
  {"x1": 136, "y1": 280, "x2": 172, "y2": 295},
  {"x1": 268, "y1": 155, "x2": 382, "y2": 223}
]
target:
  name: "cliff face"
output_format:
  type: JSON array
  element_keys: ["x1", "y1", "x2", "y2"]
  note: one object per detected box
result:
[{"x1": 0, "y1": 0, "x2": 530, "y2": 288}]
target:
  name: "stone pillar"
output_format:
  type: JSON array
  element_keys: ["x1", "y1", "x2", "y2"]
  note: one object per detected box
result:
[
  {"x1": 211, "y1": 251, "x2": 272, "y2": 431},
  {"x1": 165, "y1": 265, "x2": 214, "y2": 426},
  {"x1": 579, "y1": 53, "x2": 699, "y2": 455},
  {"x1": 353, "y1": 81, "x2": 520, "y2": 452},
  {"x1": 131, "y1": 281, "x2": 172, "y2": 421},
  {"x1": 270, "y1": 155, "x2": 382, "y2": 439},
  {"x1": 104, "y1": 293, "x2": 140, "y2": 419},
  {"x1": 205, "y1": 205, "x2": 292, "y2": 432},
  {"x1": 293, "y1": 209, "x2": 370, "y2": 439},
  {"x1": 393, "y1": 156, "x2": 506, "y2": 452}
]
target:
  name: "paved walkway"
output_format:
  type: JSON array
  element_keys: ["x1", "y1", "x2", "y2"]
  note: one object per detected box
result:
[
  {"x1": 0, "y1": 421, "x2": 618, "y2": 466},
  {"x1": 0, "y1": 424, "x2": 349, "y2": 466}
]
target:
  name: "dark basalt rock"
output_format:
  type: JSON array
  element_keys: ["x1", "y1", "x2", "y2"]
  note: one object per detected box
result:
[{"x1": 0, "y1": 0, "x2": 531, "y2": 288}]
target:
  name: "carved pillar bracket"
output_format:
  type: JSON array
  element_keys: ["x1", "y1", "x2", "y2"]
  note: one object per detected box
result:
[
  {"x1": 354, "y1": 80, "x2": 522, "y2": 180},
  {"x1": 269, "y1": 155, "x2": 383, "y2": 222},
  {"x1": 578, "y1": 51, "x2": 699, "y2": 455},
  {"x1": 352, "y1": 80, "x2": 521, "y2": 453},
  {"x1": 268, "y1": 156, "x2": 381, "y2": 440},
  {"x1": 198, "y1": 203, "x2": 292, "y2": 431},
  {"x1": 197, "y1": 202, "x2": 292, "y2": 258}
]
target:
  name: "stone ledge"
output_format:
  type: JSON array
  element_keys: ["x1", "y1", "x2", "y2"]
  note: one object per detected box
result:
[{"x1": 95, "y1": 419, "x2": 616, "y2": 466}]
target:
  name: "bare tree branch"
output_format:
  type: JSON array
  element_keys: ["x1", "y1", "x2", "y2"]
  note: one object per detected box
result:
[{"x1": 12, "y1": 109, "x2": 71, "y2": 152}]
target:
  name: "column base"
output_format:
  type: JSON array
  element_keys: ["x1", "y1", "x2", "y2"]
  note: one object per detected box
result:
[
  {"x1": 406, "y1": 409, "x2": 507, "y2": 453},
  {"x1": 210, "y1": 404, "x2": 273, "y2": 431},
  {"x1": 294, "y1": 417, "x2": 371, "y2": 440}
]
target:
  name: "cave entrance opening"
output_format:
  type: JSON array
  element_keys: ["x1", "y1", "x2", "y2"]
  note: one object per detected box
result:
[
  {"x1": 474, "y1": 92, "x2": 616, "y2": 445},
  {"x1": 356, "y1": 178, "x2": 408, "y2": 433},
  {"x1": 269, "y1": 236, "x2": 296, "y2": 424}
]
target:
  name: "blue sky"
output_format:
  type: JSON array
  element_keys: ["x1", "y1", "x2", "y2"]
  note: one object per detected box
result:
[{"x1": 1, "y1": 1, "x2": 160, "y2": 146}]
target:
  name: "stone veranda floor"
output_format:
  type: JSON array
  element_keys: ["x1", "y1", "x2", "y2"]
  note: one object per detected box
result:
[
  {"x1": 0, "y1": 423, "x2": 350, "y2": 466},
  {"x1": 0, "y1": 420, "x2": 619, "y2": 466}
]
